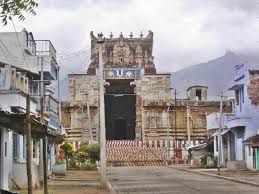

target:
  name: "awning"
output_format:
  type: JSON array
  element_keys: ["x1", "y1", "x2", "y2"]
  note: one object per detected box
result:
[
  {"x1": 228, "y1": 84, "x2": 244, "y2": 90},
  {"x1": 0, "y1": 108, "x2": 48, "y2": 137},
  {"x1": 252, "y1": 143, "x2": 259, "y2": 148},
  {"x1": 243, "y1": 134, "x2": 259, "y2": 145},
  {"x1": 187, "y1": 142, "x2": 212, "y2": 151},
  {"x1": 48, "y1": 133, "x2": 66, "y2": 144},
  {"x1": 210, "y1": 131, "x2": 220, "y2": 137},
  {"x1": 210, "y1": 128, "x2": 230, "y2": 137},
  {"x1": 220, "y1": 128, "x2": 231, "y2": 136}
]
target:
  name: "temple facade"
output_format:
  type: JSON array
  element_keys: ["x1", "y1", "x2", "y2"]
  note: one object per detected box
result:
[
  {"x1": 61, "y1": 31, "x2": 232, "y2": 154},
  {"x1": 62, "y1": 31, "x2": 172, "y2": 146}
]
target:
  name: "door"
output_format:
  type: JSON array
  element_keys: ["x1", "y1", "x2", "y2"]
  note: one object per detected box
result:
[
  {"x1": 0, "y1": 131, "x2": 2, "y2": 188},
  {"x1": 114, "y1": 119, "x2": 127, "y2": 140},
  {"x1": 256, "y1": 148, "x2": 259, "y2": 171},
  {"x1": 253, "y1": 148, "x2": 256, "y2": 169}
]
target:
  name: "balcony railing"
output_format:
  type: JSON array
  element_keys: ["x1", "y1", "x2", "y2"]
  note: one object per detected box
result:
[{"x1": 34, "y1": 40, "x2": 56, "y2": 60}]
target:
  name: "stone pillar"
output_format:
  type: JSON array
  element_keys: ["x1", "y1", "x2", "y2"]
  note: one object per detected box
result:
[
  {"x1": 135, "y1": 95, "x2": 142, "y2": 140},
  {"x1": 227, "y1": 134, "x2": 231, "y2": 161}
]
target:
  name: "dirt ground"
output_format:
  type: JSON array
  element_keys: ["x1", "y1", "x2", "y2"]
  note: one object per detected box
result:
[
  {"x1": 13, "y1": 170, "x2": 112, "y2": 194},
  {"x1": 17, "y1": 187, "x2": 111, "y2": 194}
]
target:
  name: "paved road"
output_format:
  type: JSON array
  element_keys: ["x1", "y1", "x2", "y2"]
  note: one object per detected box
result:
[{"x1": 107, "y1": 166, "x2": 259, "y2": 194}]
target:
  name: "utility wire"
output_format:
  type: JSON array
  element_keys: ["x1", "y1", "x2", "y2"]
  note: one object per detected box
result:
[
  {"x1": 11, "y1": 19, "x2": 31, "y2": 71},
  {"x1": 0, "y1": 39, "x2": 13, "y2": 65}
]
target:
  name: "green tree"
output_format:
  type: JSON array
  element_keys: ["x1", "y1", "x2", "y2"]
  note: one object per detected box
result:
[
  {"x1": 0, "y1": 0, "x2": 38, "y2": 25},
  {"x1": 60, "y1": 141, "x2": 74, "y2": 168}
]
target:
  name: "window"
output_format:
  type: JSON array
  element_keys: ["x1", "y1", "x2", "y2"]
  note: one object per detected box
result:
[
  {"x1": 235, "y1": 90, "x2": 239, "y2": 105},
  {"x1": 241, "y1": 87, "x2": 244, "y2": 103},
  {"x1": 149, "y1": 117, "x2": 157, "y2": 128},
  {"x1": 195, "y1": 89, "x2": 202, "y2": 101},
  {"x1": 248, "y1": 146, "x2": 251, "y2": 156},
  {"x1": 235, "y1": 87, "x2": 244, "y2": 107},
  {"x1": 237, "y1": 128, "x2": 244, "y2": 139},
  {"x1": 23, "y1": 136, "x2": 26, "y2": 159},
  {"x1": 5, "y1": 142, "x2": 7, "y2": 157},
  {"x1": 13, "y1": 133, "x2": 19, "y2": 161}
]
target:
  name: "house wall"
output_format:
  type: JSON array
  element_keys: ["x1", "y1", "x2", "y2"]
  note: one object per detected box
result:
[
  {"x1": 0, "y1": 30, "x2": 39, "y2": 74},
  {"x1": 0, "y1": 131, "x2": 41, "y2": 190},
  {"x1": 0, "y1": 92, "x2": 37, "y2": 113},
  {"x1": 245, "y1": 145, "x2": 254, "y2": 170},
  {"x1": 208, "y1": 65, "x2": 259, "y2": 169},
  {"x1": 0, "y1": 129, "x2": 13, "y2": 190},
  {"x1": 233, "y1": 69, "x2": 259, "y2": 139},
  {"x1": 230, "y1": 68, "x2": 259, "y2": 167}
]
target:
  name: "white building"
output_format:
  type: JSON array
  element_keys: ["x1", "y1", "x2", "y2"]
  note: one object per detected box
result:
[
  {"x1": 0, "y1": 29, "x2": 64, "y2": 190},
  {"x1": 207, "y1": 64, "x2": 259, "y2": 170}
]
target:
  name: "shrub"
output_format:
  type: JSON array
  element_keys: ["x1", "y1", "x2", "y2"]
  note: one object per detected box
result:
[
  {"x1": 75, "y1": 151, "x2": 89, "y2": 164},
  {"x1": 78, "y1": 144, "x2": 100, "y2": 163},
  {"x1": 56, "y1": 158, "x2": 65, "y2": 165},
  {"x1": 69, "y1": 159, "x2": 77, "y2": 168},
  {"x1": 199, "y1": 152, "x2": 217, "y2": 168},
  {"x1": 60, "y1": 141, "x2": 74, "y2": 167},
  {"x1": 80, "y1": 162, "x2": 97, "y2": 170}
]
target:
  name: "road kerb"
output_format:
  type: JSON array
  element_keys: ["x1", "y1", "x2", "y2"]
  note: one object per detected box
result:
[{"x1": 168, "y1": 166, "x2": 259, "y2": 188}]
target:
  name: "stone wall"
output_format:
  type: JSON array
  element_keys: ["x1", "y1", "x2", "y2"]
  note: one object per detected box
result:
[
  {"x1": 141, "y1": 101, "x2": 232, "y2": 148},
  {"x1": 68, "y1": 74, "x2": 99, "y2": 106},
  {"x1": 135, "y1": 74, "x2": 171, "y2": 140},
  {"x1": 61, "y1": 74, "x2": 100, "y2": 143},
  {"x1": 62, "y1": 71, "x2": 233, "y2": 148},
  {"x1": 87, "y1": 31, "x2": 156, "y2": 75}
]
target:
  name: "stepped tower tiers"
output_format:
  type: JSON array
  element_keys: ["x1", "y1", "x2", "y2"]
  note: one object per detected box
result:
[{"x1": 87, "y1": 31, "x2": 156, "y2": 75}]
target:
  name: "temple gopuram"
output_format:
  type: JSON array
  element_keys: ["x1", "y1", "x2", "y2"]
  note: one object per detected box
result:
[{"x1": 61, "y1": 31, "x2": 232, "y2": 163}]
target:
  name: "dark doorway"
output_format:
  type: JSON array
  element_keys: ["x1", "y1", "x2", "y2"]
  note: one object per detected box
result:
[
  {"x1": 105, "y1": 79, "x2": 136, "y2": 140},
  {"x1": 114, "y1": 119, "x2": 127, "y2": 140},
  {"x1": 0, "y1": 131, "x2": 2, "y2": 188}
]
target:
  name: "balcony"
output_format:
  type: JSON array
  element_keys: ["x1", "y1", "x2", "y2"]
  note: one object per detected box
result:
[
  {"x1": 234, "y1": 64, "x2": 245, "y2": 81},
  {"x1": 38, "y1": 93, "x2": 62, "y2": 132},
  {"x1": 206, "y1": 113, "x2": 231, "y2": 131},
  {"x1": 35, "y1": 40, "x2": 56, "y2": 59},
  {"x1": 227, "y1": 115, "x2": 250, "y2": 129},
  {"x1": 35, "y1": 40, "x2": 58, "y2": 80}
]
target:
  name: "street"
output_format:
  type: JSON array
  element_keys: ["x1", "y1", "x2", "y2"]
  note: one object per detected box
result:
[{"x1": 108, "y1": 166, "x2": 259, "y2": 194}]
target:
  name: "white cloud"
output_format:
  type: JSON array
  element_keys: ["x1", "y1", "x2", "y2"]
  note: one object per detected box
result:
[{"x1": 1, "y1": 0, "x2": 258, "y2": 74}]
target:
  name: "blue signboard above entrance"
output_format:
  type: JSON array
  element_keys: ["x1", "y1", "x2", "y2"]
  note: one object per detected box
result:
[{"x1": 97, "y1": 68, "x2": 143, "y2": 79}]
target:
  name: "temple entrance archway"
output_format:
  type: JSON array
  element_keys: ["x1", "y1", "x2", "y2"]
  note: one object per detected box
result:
[{"x1": 105, "y1": 79, "x2": 136, "y2": 140}]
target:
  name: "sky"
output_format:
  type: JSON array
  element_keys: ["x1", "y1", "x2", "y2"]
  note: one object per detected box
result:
[{"x1": 1, "y1": 0, "x2": 259, "y2": 76}]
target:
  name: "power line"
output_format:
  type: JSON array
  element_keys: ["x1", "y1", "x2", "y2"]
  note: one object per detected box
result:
[
  {"x1": 57, "y1": 50, "x2": 91, "y2": 62},
  {"x1": 0, "y1": 39, "x2": 13, "y2": 65},
  {"x1": 11, "y1": 19, "x2": 31, "y2": 71}
]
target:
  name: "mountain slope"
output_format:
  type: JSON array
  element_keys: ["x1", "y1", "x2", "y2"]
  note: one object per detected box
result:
[
  {"x1": 171, "y1": 51, "x2": 259, "y2": 100},
  {"x1": 59, "y1": 51, "x2": 259, "y2": 101}
]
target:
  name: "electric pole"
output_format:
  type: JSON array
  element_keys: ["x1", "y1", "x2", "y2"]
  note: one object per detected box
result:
[
  {"x1": 40, "y1": 57, "x2": 48, "y2": 194},
  {"x1": 57, "y1": 65, "x2": 61, "y2": 122},
  {"x1": 167, "y1": 102, "x2": 171, "y2": 160},
  {"x1": 174, "y1": 89, "x2": 178, "y2": 148},
  {"x1": 97, "y1": 32, "x2": 107, "y2": 184},
  {"x1": 187, "y1": 105, "x2": 191, "y2": 147},
  {"x1": 217, "y1": 92, "x2": 224, "y2": 175},
  {"x1": 87, "y1": 103, "x2": 93, "y2": 143},
  {"x1": 26, "y1": 94, "x2": 32, "y2": 194}
]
